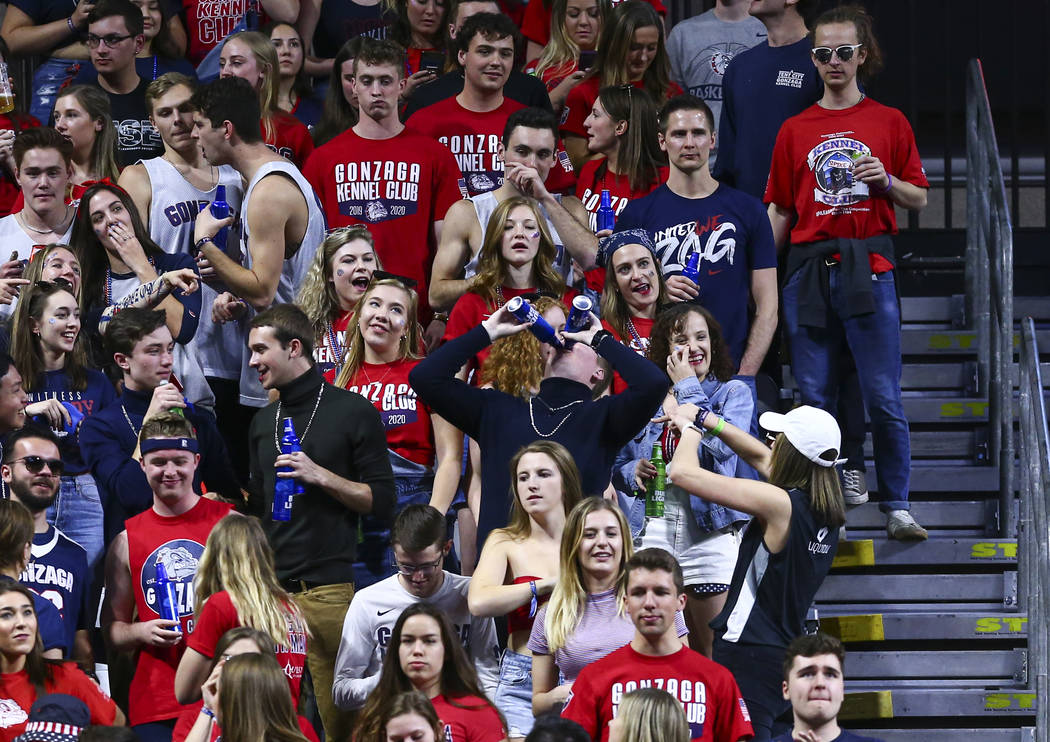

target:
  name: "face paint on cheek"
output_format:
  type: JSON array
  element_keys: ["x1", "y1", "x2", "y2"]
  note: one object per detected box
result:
[
  {"x1": 335, "y1": 269, "x2": 345, "y2": 277},
  {"x1": 49, "y1": 318, "x2": 56, "y2": 324},
  {"x1": 531, "y1": 232, "x2": 541, "y2": 239}
]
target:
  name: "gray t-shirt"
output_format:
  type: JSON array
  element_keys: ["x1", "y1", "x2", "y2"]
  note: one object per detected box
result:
[{"x1": 667, "y1": 8, "x2": 767, "y2": 163}]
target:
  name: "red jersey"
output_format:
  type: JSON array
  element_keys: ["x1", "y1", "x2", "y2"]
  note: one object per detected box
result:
[
  {"x1": 0, "y1": 663, "x2": 118, "y2": 741},
  {"x1": 125, "y1": 497, "x2": 233, "y2": 726},
  {"x1": 521, "y1": 0, "x2": 666, "y2": 46},
  {"x1": 182, "y1": 0, "x2": 270, "y2": 64},
  {"x1": 341, "y1": 357, "x2": 436, "y2": 466},
  {"x1": 562, "y1": 78, "x2": 683, "y2": 139},
  {"x1": 764, "y1": 97, "x2": 928, "y2": 261},
  {"x1": 303, "y1": 128, "x2": 466, "y2": 317},
  {"x1": 186, "y1": 590, "x2": 308, "y2": 702},
  {"x1": 431, "y1": 694, "x2": 507, "y2": 742},
  {"x1": 602, "y1": 316, "x2": 653, "y2": 394},
  {"x1": 266, "y1": 111, "x2": 315, "y2": 171},
  {"x1": 317, "y1": 309, "x2": 355, "y2": 381},
  {"x1": 561, "y1": 644, "x2": 753, "y2": 742},
  {"x1": 172, "y1": 702, "x2": 319, "y2": 742}
]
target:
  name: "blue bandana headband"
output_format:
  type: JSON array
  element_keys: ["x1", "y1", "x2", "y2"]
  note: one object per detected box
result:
[
  {"x1": 596, "y1": 229, "x2": 658, "y2": 268},
  {"x1": 140, "y1": 437, "x2": 199, "y2": 455}
]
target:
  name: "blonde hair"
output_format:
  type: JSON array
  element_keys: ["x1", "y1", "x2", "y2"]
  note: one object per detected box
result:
[
  {"x1": 767, "y1": 436, "x2": 846, "y2": 528},
  {"x1": 480, "y1": 295, "x2": 566, "y2": 399},
  {"x1": 616, "y1": 688, "x2": 689, "y2": 742},
  {"x1": 469, "y1": 196, "x2": 565, "y2": 306},
  {"x1": 544, "y1": 498, "x2": 632, "y2": 652},
  {"x1": 499, "y1": 441, "x2": 582, "y2": 541},
  {"x1": 333, "y1": 278, "x2": 422, "y2": 389},
  {"x1": 194, "y1": 516, "x2": 307, "y2": 649},
  {"x1": 223, "y1": 32, "x2": 281, "y2": 143},
  {"x1": 296, "y1": 226, "x2": 380, "y2": 340},
  {"x1": 533, "y1": 0, "x2": 609, "y2": 81}
]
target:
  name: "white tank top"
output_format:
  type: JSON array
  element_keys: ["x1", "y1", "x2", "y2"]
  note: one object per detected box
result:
[
  {"x1": 239, "y1": 159, "x2": 327, "y2": 406},
  {"x1": 0, "y1": 214, "x2": 74, "y2": 323},
  {"x1": 465, "y1": 191, "x2": 569, "y2": 280},
  {"x1": 142, "y1": 157, "x2": 245, "y2": 381}
]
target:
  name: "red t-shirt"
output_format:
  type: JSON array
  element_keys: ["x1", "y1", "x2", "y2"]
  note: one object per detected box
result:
[
  {"x1": 171, "y1": 702, "x2": 319, "y2": 742},
  {"x1": 125, "y1": 497, "x2": 233, "y2": 726},
  {"x1": 521, "y1": 0, "x2": 666, "y2": 46},
  {"x1": 562, "y1": 78, "x2": 683, "y2": 139},
  {"x1": 0, "y1": 663, "x2": 118, "y2": 741},
  {"x1": 303, "y1": 128, "x2": 466, "y2": 317},
  {"x1": 185, "y1": 590, "x2": 308, "y2": 702},
  {"x1": 561, "y1": 644, "x2": 754, "y2": 742},
  {"x1": 182, "y1": 0, "x2": 271, "y2": 64},
  {"x1": 602, "y1": 316, "x2": 653, "y2": 394},
  {"x1": 524, "y1": 59, "x2": 579, "y2": 91},
  {"x1": 431, "y1": 694, "x2": 507, "y2": 742},
  {"x1": 764, "y1": 97, "x2": 929, "y2": 271},
  {"x1": 317, "y1": 309, "x2": 355, "y2": 381},
  {"x1": 265, "y1": 111, "x2": 314, "y2": 171},
  {"x1": 341, "y1": 357, "x2": 436, "y2": 466}
]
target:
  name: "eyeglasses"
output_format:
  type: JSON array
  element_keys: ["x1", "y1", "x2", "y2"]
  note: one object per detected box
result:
[
  {"x1": 811, "y1": 44, "x2": 863, "y2": 64},
  {"x1": 392, "y1": 555, "x2": 443, "y2": 576},
  {"x1": 9, "y1": 456, "x2": 64, "y2": 476},
  {"x1": 85, "y1": 33, "x2": 135, "y2": 48}
]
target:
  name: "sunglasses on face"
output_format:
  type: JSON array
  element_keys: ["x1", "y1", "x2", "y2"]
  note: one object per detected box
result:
[
  {"x1": 10, "y1": 455, "x2": 64, "y2": 476},
  {"x1": 811, "y1": 43, "x2": 863, "y2": 64}
]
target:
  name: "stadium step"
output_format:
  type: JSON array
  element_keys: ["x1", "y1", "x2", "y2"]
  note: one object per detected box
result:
[
  {"x1": 818, "y1": 610, "x2": 1028, "y2": 642},
  {"x1": 848, "y1": 732, "x2": 1034, "y2": 742},
  {"x1": 831, "y1": 537, "x2": 1017, "y2": 567},
  {"x1": 839, "y1": 687, "x2": 1036, "y2": 719},
  {"x1": 816, "y1": 574, "x2": 1013, "y2": 604},
  {"x1": 900, "y1": 295, "x2": 1050, "y2": 325},
  {"x1": 900, "y1": 328, "x2": 1050, "y2": 355}
]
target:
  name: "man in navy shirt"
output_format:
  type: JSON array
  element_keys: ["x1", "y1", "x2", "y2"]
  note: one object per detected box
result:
[
  {"x1": 615, "y1": 95, "x2": 778, "y2": 378},
  {"x1": 5, "y1": 426, "x2": 92, "y2": 667},
  {"x1": 774, "y1": 633, "x2": 884, "y2": 742},
  {"x1": 712, "y1": 0, "x2": 821, "y2": 198}
]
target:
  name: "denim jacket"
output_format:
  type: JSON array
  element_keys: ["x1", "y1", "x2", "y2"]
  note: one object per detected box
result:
[{"x1": 614, "y1": 374, "x2": 754, "y2": 537}]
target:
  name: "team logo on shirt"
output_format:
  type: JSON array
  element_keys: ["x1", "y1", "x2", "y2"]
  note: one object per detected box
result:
[
  {"x1": 196, "y1": 0, "x2": 248, "y2": 44},
  {"x1": 686, "y1": 41, "x2": 752, "y2": 100},
  {"x1": 612, "y1": 679, "x2": 707, "y2": 736},
  {"x1": 334, "y1": 161, "x2": 422, "y2": 222},
  {"x1": 808, "y1": 527, "x2": 832, "y2": 555},
  {"x1": 0, "y1": 699, "x2": 28, "y2": 728},
  {"x1": 807, "y1": 137, "x2": 872, "y2": 207},
  {"x1": 438, "y1": 134, "x2": 502, "y2": 196},
  {"x1": 116, "y1": 118, "x2": 162, "y2": 151},
  {"x1": 141, "y1": 539, "x2": 205, "y2": 623},
  {"x1": 347, "y1": 382, "x2": 419, "y2": 430},
  {"x1": 652, "y1": 214, "x2": 738, "y2": 275}
]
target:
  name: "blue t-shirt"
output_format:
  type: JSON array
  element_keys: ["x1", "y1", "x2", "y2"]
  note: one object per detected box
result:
[
  {"x1": 27, "y1": 368, "x2": 117, "y2": 474},
  {"x1": 21, "y1": 526, "x2": 92, "y2": 653},
  {"x1": 773, "y1": 732, "x2": 883, "y2": 742},
  {"x1": 615, "y1": 182, "x2": 777, "y2": 365},
  {"x1": 0, "y1": 576, "x2": 69, "y2": 655},
  {"x1": 712, "y1": 36, "x2": 823, "y2": 199}
]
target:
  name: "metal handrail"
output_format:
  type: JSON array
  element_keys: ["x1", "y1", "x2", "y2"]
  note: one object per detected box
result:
[
  {"x1": 1017, "y1": 318, "x2": 1049, "y2": 738},
  {"x1": 964, "y1": 58, "x2": 1015, "y2": 536}
]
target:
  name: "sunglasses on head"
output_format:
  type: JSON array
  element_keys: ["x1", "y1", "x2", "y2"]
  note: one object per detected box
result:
[
  {"x1": 811, "y1": 43, "x2": 862, "y2": 64},
  {"x1": 10, "y1": 455, "x2": 64, "y2": 476}
]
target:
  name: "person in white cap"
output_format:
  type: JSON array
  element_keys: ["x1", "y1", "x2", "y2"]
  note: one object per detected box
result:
[{"x1": 665, "y1": 402, "x2": 845, "y2": 742}]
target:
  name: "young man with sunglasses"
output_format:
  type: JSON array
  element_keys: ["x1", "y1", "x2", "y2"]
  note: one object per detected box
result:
[
  {"x1": 332, "y1": 504, "x2": 499, "y2": 711},
  {"x1": 3, "y1": 426, "x2": 91, "y2": 666},
  {"x1": 765, "y1": 5, "x2": 928, "y2": 541},
  {"x1": 103, "y1": 412, "x2": 233, "y2": 742},
  {"x1": 77, "y1": 0, "x2": 164, "y2": 167}
]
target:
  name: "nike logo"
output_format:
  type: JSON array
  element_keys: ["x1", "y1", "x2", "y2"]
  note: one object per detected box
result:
[
  {"x1": 708, "y1": 269, "x2": 723, "y2": 276},
  {"x1": 377, "y1": 608, "x2": 397, "y2": 616}
]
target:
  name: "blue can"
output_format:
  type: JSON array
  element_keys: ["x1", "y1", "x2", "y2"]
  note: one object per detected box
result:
[{"x1": 567, "y1": 295, "x2": 593, "y2": 333}]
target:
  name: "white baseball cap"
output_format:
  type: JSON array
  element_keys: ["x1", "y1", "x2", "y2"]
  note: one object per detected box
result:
[{"x1": 759, "y1": 406, "x2": 844, "y2": 467}]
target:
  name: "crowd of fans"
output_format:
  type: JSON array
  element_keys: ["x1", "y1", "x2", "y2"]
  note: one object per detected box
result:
[{"x1": 0, "y1": 0, "x2": 928, "y2": 739}]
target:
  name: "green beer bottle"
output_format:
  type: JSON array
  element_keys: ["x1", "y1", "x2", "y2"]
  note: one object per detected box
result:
[{"x1": 645, "y1": 441, "x2": 666, "y2": 517}]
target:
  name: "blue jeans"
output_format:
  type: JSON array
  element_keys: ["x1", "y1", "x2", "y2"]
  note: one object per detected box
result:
[
  {"x1": 30, "y1": 57, "x2": 81, "y2": 123},
  {"x1": 46, "y1": 473, "x2": 104, "y2": 568},
  {"x1": 782, "y1": 267, "x2": 910, "y2": 512},
  {"x1": 494, "y1": 649, "x2": 534, "y2": 738},
  {"x1": 352, "y1": 450, "x2": 434, "y2": 589}
]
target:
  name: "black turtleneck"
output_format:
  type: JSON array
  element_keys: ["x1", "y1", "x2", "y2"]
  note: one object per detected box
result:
[{"x1": 248, "y1": 366, "x2": 395, "y2": 583}]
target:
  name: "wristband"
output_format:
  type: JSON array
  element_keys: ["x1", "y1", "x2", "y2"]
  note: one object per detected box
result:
[
  {"x1": 67, "y1": 16, "x2": 77, "y2": 35},
  {"x1": 693, "y1": 404, "x2": 712, "y2": 428},
  {"x1": 200, "y1": 707, "x2": 216, "y2": 719},
  {"x1": 709, "y1": 417, "x2": 726, "y2": 438},
  {"x1": 687, "y1": 424, "x2": 705, "y2": 437},
  {"x1": 875, "y1": 174, "x2": 893, "y2": 194},
  {"x1": 432, "y1": 311, "x2": 449, "y2": 323},
  {"x1": 193, "y1": 237, "x2": 214, "y2": 254},
  {"x1": 589, "y1": 329, "x2": 613, "y2": 351},
  {"x1": 528, "y1": 580, "x2": 539, "y2": 618}
]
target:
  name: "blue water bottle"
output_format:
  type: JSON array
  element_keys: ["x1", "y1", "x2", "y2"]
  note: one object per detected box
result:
[
  {"x1": 681, "y1": 251, "x2": 700, "y2": 285},
  {"x1": 155, "y1": 561, "x2": 181, "y2": 632},
  {"x1": 566, "y1": 295, "x2": 593, "y2": 333},
  {"x1": 595, "y1": 189, "x2": 616, "y2": 233},
  {"x1": 272, "y1": 417, "x2": 304, "y2": 522},
  {"x1": 59, "y1": 402, "x2": 84, "y2": 437},
  {"x1": 209, "y1": 185, "x2": 230, "y2": 255},
  {"x1": 505, "y1": 296, "x2": 564, "y2": 348}
]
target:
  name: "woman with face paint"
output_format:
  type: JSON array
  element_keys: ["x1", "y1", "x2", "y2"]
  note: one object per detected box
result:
[
  {"x1": 9, "y1": 278, "x2": 117, "y2": 568},
  {"x1": 333, "y1": 276, "x2": 463, "y2": 588},
  {"x1": 443, "y1": 197, "x2": 576, "y2": 384},
  {"x1": 612, "y1": 302, "x2": 752, "y2": 659},
  {"x1": 297, "y1": 225, "x2": 382, "y2": 380}
]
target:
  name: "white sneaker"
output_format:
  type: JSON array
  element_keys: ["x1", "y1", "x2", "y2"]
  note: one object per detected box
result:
[
  {"x1": 886, "y1": 510, "x2": 928, "y2": 541},
  {"x1": 841, "y1": 468, "x2": 869, "y2": 505}
]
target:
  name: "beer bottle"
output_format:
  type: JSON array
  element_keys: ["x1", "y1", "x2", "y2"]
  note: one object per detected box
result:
[{"x1": 645, "y1": 441, "x2": 666, "y2": 517}]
